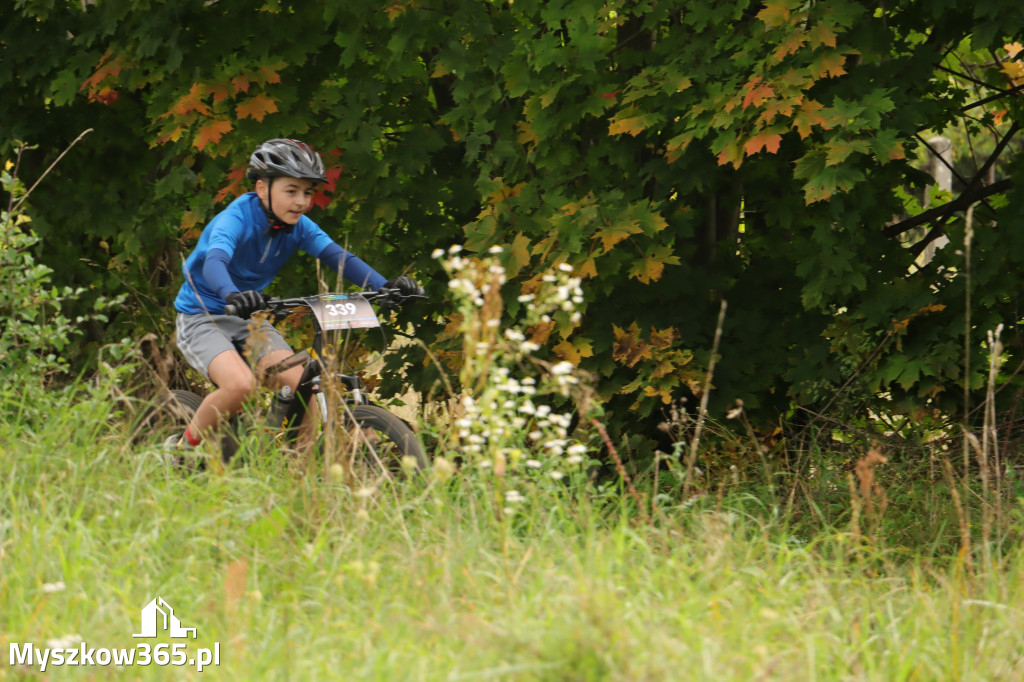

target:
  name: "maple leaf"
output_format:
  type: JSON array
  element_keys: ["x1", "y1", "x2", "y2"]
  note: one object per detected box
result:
[
  {"x1": 208, "y1": 81, "x2": 231, "y2": 104},
  {"x1": 194, "y1": 119, "x2": 232, "y2": 151},
  {"x1": 168, "y1": 83, "x2": 212, "y2": 119},
  {"x1": 1006, "y1": 42, "x2": 1024, "y2": 59},
  {"x1": 807, "y1": 23, "x2": 837, "y2": 49},
  {"x1": 629, "y1": 246, "x2": 680, "y2": 284},
  {"x1": 824, "y1": 137, "x2": 869, "y2": 166},
  {"x1": 608, "y1": 106, "x2": 651, "y2": 136},
  {"x1": 385, "y1": 0, "x2": 407, "y2": 20},
  {"x1": 236, "y1": 94, "x2": 278, "y2": 122},
  {"x1": 744, "y1": 130, "x2": 783, "y2": 156},
  {"x1": 81, "y1": 50, "x2": 126, "y2": 94},
  {"x1": 649, "y1": 327, "x2": 681, "y2": 350},
  {"x1": 716, "y1": 139, "x2": 744, "y2": 168},
  {"x1": 214, "y1": 168, "x2": 247, "y2": 204},
  {"x1": 741, "y1": 78, "x2": 775, "y2": 109},
  {"x1": 771, "y1": 33, "x2": 808, "y2": 63},
  {"x1": 578, "y1": 257, "x2": 598, "y2": 279},
  {"x1": 553, "y1": 338, "x2": 593, "y2": 364},
  {"x1": 756, "y1": 97, "x2": 798, "y2": 126},
  {"x1": 323, "y1": 165, "x2": 343, "y2": 194},
  {"x1": 230, "y1": 75, "x2": 251, "y2": 95},
  {"x1": 1001, "y1": 61, "x2": 1024, "y2": 83},
  {"x1": 179, "y1": 210, "x2": 200, "y2": 232},
  {"x1": 256, "y1": 61, "x2": 286, "y2": 85},
  {"x1": 793, "y1": 99, "x2": 828, "y2": 138},
  {"x1": 155, "y1": 124, "x2": 186, "y2": 146},
  {"x1": 612, "y1": 322, "x2": 652, "y2": 368},
  {"x1": 813, "y1": 51, "x2": 848, "y2": 79},
  {"x1": 757, "y1": 0, "x2": 793, "y2": 27},
  {"x1": 595, "y1": 220, "x2": 643, "y2": 251}
]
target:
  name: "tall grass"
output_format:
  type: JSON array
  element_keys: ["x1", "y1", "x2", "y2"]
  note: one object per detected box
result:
[{"x1": 3, "y1": 378, "x2": 1024, "y2": 680}]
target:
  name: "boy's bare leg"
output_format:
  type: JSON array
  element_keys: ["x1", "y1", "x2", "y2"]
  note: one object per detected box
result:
[
  {"x1": 185, "y1": 350, "x2": 256, "y2": 440},
  {"x1": 258, "y1": 349, "x2": 318, "y2": 451}
]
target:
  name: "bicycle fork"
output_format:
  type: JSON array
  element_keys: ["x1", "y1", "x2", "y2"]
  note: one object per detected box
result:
[{"x1": 291, "y1": 361, "x2": 369, "y2": 437}]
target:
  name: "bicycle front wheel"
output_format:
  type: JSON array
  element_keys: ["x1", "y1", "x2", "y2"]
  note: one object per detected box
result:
[
  {"x1": 319, "y1": 404, "x2": 428, "y2": 478},
  {"x1": 131, "y1": 389, "x2": 203, "y2": 447}
]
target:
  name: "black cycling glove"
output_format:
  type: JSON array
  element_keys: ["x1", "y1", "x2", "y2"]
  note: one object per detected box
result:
[
  {"x1": 225, "y1": 290, "x2": 268, "y2": 318},
  {"x1": 383, "y1": 276, "x2": 425, "y2": 297}
]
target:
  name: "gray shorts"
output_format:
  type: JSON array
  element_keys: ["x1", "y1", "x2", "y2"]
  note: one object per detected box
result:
[{"x1": 175, "y1": 313, "x2": 293, "y2": 381}]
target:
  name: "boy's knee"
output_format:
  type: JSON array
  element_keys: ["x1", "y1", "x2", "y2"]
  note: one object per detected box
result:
[{"x1": 218, "y1": 371, "x2": 257, "y2": 397}]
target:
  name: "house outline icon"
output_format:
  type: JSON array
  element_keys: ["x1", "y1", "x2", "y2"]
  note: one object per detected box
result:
[{"x1": 132, "y1": 597, "x2": 197, "y2": 639}]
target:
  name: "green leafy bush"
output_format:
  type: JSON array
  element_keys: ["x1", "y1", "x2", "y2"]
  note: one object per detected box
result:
[{"x1": 1, "y1": 148, "x2": 124, "y2": 387}]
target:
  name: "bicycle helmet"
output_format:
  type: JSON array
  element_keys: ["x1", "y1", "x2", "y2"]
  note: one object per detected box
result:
[{"x1": 247, "y1": 138, "x2": 327, "y2": 184}]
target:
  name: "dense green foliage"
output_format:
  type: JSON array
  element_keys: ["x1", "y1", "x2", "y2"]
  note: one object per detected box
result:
[{"x1": 5, "y1": 0, "x2": 1024, "y2": 450}]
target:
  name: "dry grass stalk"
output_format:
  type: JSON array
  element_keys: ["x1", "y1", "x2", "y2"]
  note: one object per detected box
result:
[
  {"x1": 684, "y1": 298, "x2": 727, "y2": 497},
  {"x1": 851, "y1": 447, "x2": 889, "y2": 536},
  {"x1": 591, "y1": 418, "x2": 649, "y2": 525}
]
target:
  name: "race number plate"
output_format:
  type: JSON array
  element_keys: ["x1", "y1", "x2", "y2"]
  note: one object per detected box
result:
[{"x1": 304, "y1": 293, "x2": 380, "y2": 331}]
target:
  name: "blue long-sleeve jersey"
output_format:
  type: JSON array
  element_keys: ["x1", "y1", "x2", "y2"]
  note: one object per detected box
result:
[{"x1": 173, "y1": 192, "x2": 387, "y2": 314}]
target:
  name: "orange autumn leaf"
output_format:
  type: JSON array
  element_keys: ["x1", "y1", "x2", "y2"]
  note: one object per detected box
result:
[
  {"x1": 741, "y1": 78, "x2": 775, "y2": 109},
  {"x1": 236, "y1": 94, "x2": 278, "y2": 122},
  {"x1": 744, "y1": 130, "x2": 783, "y2": 156},
  {"x1": 231, "y1": 74, "x2": 252, "y2": 95},
  {"x1": 195, "y1": 119, "x2": 232, "y2": 151}
]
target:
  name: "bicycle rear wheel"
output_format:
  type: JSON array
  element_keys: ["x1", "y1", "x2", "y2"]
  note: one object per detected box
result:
[{"x1": 319, "y1": 404, "x2": 428, "y2": 478}]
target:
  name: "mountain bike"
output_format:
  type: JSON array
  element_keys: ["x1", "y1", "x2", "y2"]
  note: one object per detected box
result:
[{"x1": 134, "y1": 288, "x2": 428, "y2": 477}]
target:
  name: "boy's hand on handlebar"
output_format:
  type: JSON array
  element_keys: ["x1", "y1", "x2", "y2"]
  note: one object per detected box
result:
[
  {"x1": 225, "y1": 290, "x2": 269, "y2": 318},
  {"x1": 379, "y1": 276, "x2": 425, "y2": 308},
  {"x1": 383, "y1": 276, "x2": 425, "y2": 297}
]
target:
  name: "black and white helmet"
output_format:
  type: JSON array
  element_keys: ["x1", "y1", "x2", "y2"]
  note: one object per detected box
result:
[{"x1": 247, "y1": 138, "x2": 327, "y2": 184}]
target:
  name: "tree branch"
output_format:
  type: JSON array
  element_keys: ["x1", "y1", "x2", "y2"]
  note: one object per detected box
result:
[
  {"x1": 885, "y1": 122, "x2": 1020, "y2": 239},
  {"x1": 884, "y1": 178, "x2": 1011, "y2": 239}
]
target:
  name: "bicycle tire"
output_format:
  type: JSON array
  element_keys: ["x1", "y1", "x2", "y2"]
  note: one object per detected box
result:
[
  {"x1": 319, "y1": 404, "x2": 428, "y2": 477},
  {"x1": 130, "y1": 389, "x2": 203, "y2": 446}
]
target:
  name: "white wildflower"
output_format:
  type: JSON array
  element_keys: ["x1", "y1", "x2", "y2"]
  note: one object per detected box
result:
[
  {"x1": 558, "y1": 262, "x2": 574, "y2": 272},
  {"x1": 505, "y1": 490, "x2": 524, "y2": 503},
  {"x1": 525, "y1": 459, "x2": 542, "y2": 469},
  {"x1": 550, "y1": 471, "x2": 565, "y2": 480},
  {"x1": 551, "y1": 361, "x2": 574, "y2": 375},
  {"x1": 488, "y1": 245, "x2": 504, "y2": 254},
  {"x1": 42, "y1": 581, "x2": 66, "y2": 594},
  {"x1": 432, "y1": 248, "x2": 445, "y2": 259},
  {"x1": 448, "y1": 244, "x2": 463, "y2": 254}
]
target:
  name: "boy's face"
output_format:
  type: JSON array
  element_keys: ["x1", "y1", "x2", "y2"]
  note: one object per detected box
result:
[{"x1": 256, "y1": 176, "x2": 316, "y2": 225}]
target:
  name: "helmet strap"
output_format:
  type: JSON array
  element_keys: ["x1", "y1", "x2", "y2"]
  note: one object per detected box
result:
[{"x1": 261, "y1": 177, "x2": 293, "y2": 233}]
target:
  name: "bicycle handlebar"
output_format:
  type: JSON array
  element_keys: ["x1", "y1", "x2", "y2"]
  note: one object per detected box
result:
[{"x1": 223, "y1": 289, "x2": 427, "y2": 318}]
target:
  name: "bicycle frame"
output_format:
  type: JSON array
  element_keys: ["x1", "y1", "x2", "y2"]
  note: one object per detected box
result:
[{"x1": 255, "y1": 291, "x2": 400, "y2": 445}]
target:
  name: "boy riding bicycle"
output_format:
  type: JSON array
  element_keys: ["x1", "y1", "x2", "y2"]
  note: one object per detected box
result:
[{"x1": 167, "y1": 138, "x2": 422, "y2": 451}]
